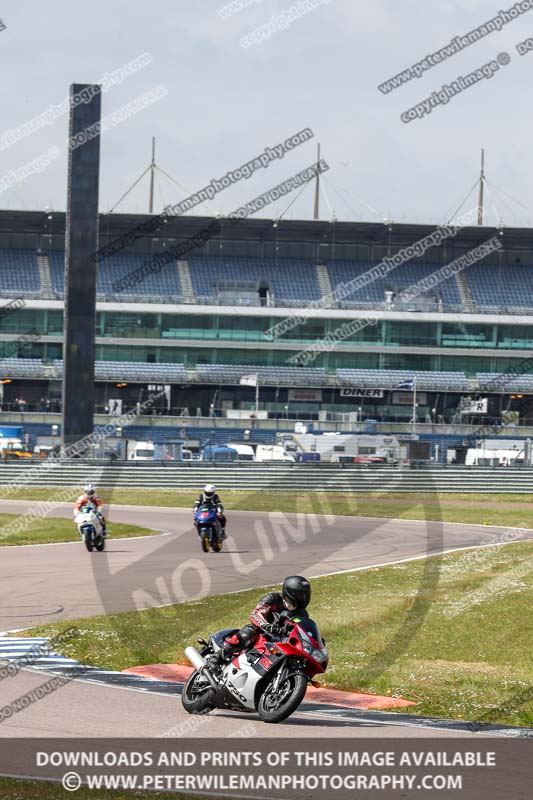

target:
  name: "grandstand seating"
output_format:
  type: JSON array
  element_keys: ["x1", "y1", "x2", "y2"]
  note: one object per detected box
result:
[
  {"x1": 188, "y1": 257, "x2": 322, "y2": 305},
  {"x1": 48, "y1": 252, "x2": 182, "y2": 300},
  {"x1": 477, "y1": 372, "x2": 533, "y2": 392},
  {"x1": 0, "y1": 358, "x2": 45, "y2": 378},
  {"x1": 336, "y1": 369, "x2": 469, "y2": 391},
  {"x1": 0, "y1": 250, "x2": 40, "y2": 294},
  {"x1": 50, "y1": 360, "x2": 188, "y2": 382},
  {"x1": 465, "y1": 263, "x2": 533, "y2": 311},
  {"x1": 327, "y1": 260, "x2": 462, "y2": 307},
  {"x1": 195, "y1": 364, "x2": 327, "y2": 386},
  {"x1": 4, "y1": 247, "x2": 533, "y2": 315}
]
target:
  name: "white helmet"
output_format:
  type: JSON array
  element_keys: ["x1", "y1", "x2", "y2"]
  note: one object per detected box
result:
[
  {"x1": 204, "y1": 484, "x2": 216, "y2": 499},
  {"x1": 84, "y1": 483, "x2": 96, "y2": 498}
]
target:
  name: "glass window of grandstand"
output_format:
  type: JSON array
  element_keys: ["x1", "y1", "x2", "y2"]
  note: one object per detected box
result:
[
  {"x1": 0, "y1": 308, "x2": 45, "y2": 334},
  {"x1": 385, "y1": 321, "x2": 437, "y2": 347},
  {"x1": 102, "y1": 313, "x2": 159, "y2": 339},
  {"x1": 440, "y1": 356, "x2": 493, "y2": 376},
  {"x1": 441, "y1": 323, "x2": 495, "y2": 348},
  {"x1": 96, "y1": 345, "x2": 184, "y2": 363},
  {"x1": 381, "y1": 353, "x2": 433, "y2": 370},
  {"x1": 161, "y1": 314, "x2": 216, "y2": 341},
  {"x1": 323, "y1": 352, "x2": 378, "y2": 370},
  {"x1": 276, "y1": 319, "x2": 327, "y2": 341},
  {"x1": 47, "y1": 310, "x2": 63, "y2": 334},
  {"x1": 218, "y1": 316, "x2": 265, "y2": 342},
  {"x1": 497, "y1": 325, "x2": 533, "y2": 349}
]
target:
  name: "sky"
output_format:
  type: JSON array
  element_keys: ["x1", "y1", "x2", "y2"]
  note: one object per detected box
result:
[{"x1": 1, "y1": 0, "x2": 533, "y2": 226}]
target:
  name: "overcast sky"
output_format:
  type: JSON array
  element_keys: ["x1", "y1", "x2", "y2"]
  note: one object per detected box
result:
[{"x1": 1, "y1": 0, "x2": 533, "y2": 226}]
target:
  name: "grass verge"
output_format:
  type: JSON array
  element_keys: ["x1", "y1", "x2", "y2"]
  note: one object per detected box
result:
[
  {"x1": 2, "y1": 489, "x2": 533, "y2": 529},
  {"x1": 24, "y1": 541, "x2": 533, "y2": 727},
  {"x1": 0, "y1": 514, "x2": 157, "y2": 546},
  {"x1": 0, "y1": 777, "x2": 212, "y2": 800}
]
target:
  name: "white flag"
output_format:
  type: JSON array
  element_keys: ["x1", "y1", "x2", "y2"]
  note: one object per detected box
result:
[{"x1": 240, "y1": 374, "x2": 257, "y2": 387}]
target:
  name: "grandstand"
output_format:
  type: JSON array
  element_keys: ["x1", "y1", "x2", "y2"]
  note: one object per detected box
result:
[{"x1": 1, "y1": 210, "x2": 533, "y2": 425}]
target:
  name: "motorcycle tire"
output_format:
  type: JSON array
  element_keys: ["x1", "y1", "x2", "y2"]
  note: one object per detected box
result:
[
  {"x1": 95, "y1": 538, "x2": 106, "y2": 552},
  {"x1": 212, "y1": 539, "x2": 223, "y2": 553},
  {"x1": 181, "y1": 669, "x2": 216, "y2": 715},
  {"x1": 257, "y1": 673, "x2": 307, "y2": 723},
  {"x1": 84, "y1": 533, "x2": 94, "y2": 552},
  {"x1": 201, "y1": 534, "x2": 210, "y2": 553}
]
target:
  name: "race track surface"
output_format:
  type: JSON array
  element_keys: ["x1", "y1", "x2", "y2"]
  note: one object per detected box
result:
[
  {"x1": 1, "y1": 500, "x2": 531, "y2": 630},
  {"x1": 0, "y1": 500, "x2": 531, "y2": 741}
]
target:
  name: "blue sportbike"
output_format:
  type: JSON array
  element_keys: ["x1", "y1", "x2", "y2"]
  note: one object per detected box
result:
[{"x1": 194, "y1": 503, "x2": 224, "y2": 553}]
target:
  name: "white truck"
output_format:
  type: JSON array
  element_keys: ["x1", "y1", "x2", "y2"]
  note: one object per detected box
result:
[
  {"x1": 127, "y1": 441, "x2": 155, "y2": 461},
  {"x1": 255, "y1": 444, "x2": 295, "y2": 463}
]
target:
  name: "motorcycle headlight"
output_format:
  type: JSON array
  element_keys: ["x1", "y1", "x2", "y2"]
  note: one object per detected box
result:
[{"x1": 302, "y1": 641, "x2": 312, "y2": 654}]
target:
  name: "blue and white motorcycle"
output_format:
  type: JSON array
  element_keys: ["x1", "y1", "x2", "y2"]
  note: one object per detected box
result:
[{"x1": 74, "y1": 504, "x2": 106, "y2": 552}]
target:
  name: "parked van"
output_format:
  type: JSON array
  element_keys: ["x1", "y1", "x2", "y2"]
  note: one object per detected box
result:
[
  {"x1": 128, "y1": 441, "x2": 155, "y2": 461},
  {"x1": 255, "y1": 445, "x2": 295, "y2": 462}
]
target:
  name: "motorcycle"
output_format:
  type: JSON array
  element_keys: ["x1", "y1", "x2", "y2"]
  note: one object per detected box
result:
[
  {"x1": 194, "y1": 503, "x2": 223, "y2": 553},
  {"x1": 181, "y1": 617, "x2": 328, "y2": 723},
  {"x1": 74, "y1": 504, "x2": 106, "y2": 552}
]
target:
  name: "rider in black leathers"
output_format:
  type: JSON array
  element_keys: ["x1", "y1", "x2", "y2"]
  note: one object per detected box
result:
[
  {"x1": 212, "y1": 576, "x2": 312, "y2": 665},
  {"x1": 193, "y1": 483, "x2": 227, "y2": 539}
]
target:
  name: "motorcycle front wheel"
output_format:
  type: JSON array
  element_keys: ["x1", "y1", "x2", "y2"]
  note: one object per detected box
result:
[
  {"x1": 257, "y1": 673, "x2": 307, "y2": 723},
  {"x1": 181, "y1": 670, "x2": 216, "y2": 714},
  {"x1": 84, "y1": 532, "x2": 94, "y2": 552},
  {"x1": 201, "y1": 532, "x2": 210, "y2": 553}
]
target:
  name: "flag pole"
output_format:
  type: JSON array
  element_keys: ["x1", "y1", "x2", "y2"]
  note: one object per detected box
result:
[{"x1": 412, "y1": 376, "x2": 417, "y2": 430}]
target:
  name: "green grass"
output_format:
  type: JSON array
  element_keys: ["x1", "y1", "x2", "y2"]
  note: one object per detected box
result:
[
  {"x1": 3, "y1": 488, "x2": 533, "y2": 528},
  {"x1": 0, "y1": 514, "x2": 157, "y2": 546},
  {"x1": 0, "y1": 777, "x2": 212, "y2": 800},
  {"x1": 24, "y1": 541, "x2": 533, "y2": 728}
]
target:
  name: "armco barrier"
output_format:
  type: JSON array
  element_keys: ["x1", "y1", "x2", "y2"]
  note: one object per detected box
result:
[{"x1": 0, "y1": 462, "x2": 532, "y2": 492}]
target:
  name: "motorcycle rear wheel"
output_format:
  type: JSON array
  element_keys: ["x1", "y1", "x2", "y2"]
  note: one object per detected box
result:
[
  {"x1": 181, "y1": 670, "x2": 216, "y2": 714},
  {"x1": 95, "y1": 537, "x2": 105, "y2": 552},
  {"x1": 212, "y1": 539, "x2": 223, "y2": 552},
  {"x1": 257, "y1": 673, "x2": 307, "y2": 723}
]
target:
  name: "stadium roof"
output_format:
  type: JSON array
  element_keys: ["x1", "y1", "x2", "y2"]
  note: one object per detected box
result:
[{"x1": 2, "y1": 209, "x2": 533, "y2": 251}]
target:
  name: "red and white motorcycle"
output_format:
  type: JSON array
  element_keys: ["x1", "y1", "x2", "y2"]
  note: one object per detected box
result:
[{"x1": 182, "y1": 618, "x2": 328, "y2": 723}]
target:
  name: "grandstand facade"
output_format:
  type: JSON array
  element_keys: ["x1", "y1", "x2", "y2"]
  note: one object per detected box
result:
[{"x1": 1, "y1": 209, "x2": 533, "y2": 423}]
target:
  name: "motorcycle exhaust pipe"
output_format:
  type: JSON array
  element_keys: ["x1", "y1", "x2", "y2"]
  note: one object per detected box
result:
[{"x1": 184, "y1": 646, "x2": 218, "y2": 690}]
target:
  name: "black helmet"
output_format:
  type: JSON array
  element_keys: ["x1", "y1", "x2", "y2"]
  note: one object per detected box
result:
[{"x1": 282, "y1": 575, "x2": 311, "y2": 610}]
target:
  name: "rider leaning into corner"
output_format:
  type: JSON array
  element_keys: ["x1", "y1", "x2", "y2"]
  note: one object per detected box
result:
[
  {"x1": 209, "y1": 575, "x2": 312, "y2": 668},
  {"x1": 193, "y1": 483, "x2": 227, "y2": 539},
  {"x1": 73, "y1": 483, "x2": 107, "y2": 535}
]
